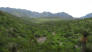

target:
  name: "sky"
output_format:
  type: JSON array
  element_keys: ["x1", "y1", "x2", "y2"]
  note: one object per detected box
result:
[{"x1": 0, "y1": 0, "x2": 92, "y2": 17}]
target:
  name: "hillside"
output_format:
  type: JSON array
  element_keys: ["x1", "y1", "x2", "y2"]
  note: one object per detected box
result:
[
  {"x1": 0, "y1": 11, "x2": 92, "y2": 52},
  {"x1": 0, "y1": 11, "x2": 36, "y2": 52}
]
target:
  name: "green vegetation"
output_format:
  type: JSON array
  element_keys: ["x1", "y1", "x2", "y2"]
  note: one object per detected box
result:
[{"x1": 0, "y1": 11, "x2": 92, "y2": 52}]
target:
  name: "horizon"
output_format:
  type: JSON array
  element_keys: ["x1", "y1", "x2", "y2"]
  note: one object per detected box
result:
[
  {"x1": 0, "y1": 0, "x2": 92, "y2": 17},
  {"x1": 0, "y1": 7, "x2": 90, "y2": 18}
]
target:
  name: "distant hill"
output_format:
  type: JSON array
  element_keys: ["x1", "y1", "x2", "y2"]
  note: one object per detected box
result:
[
  {"x1": 81, "y1": 13, "x2": 92, "y2": 18},
  {"x1": 0, "y1": 7, "x2": 73, "y2": 19}
]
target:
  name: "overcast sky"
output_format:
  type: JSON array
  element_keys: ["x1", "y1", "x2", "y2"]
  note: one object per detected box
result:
[{"x1": 0, "y1": 0, "x2": 92, "y2": 17}]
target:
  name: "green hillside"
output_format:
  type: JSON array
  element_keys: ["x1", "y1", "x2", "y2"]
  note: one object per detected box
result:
[{"x1": 0, "y1": 11, "x2": 92, "y2": 52}]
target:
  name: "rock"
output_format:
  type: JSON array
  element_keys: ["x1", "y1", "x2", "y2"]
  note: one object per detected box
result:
[{"x1": 36, "y1": 37, "x2": 47, "y2": 44}]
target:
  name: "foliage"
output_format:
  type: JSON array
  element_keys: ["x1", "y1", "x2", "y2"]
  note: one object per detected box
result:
[{"x1": 0, "y1": 11, "x2": 92, "y2": 52}]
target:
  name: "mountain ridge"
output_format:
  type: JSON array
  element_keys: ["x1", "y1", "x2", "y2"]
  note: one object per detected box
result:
[{"x1": 0, "y1": 7, "x2": 73, "y2": 19}]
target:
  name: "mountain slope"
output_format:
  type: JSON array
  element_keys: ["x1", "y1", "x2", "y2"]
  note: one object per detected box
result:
[{"x1": 0, "y1": 10, "x2": 37, "y2": 52}]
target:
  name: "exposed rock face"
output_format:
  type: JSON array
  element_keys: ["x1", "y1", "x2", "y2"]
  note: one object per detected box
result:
[
  {"x1": 36, "y1": 37, "x2": 47, "y2": 44},
  {"x1": 52, "y1": 32, "x2": 56, "y2": 35}
]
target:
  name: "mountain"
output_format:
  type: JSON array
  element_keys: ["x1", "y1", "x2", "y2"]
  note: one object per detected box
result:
[
  {"x1": 0, "y1": 7, "x2": 73, "y2": 19},
  {"x1": 81, "y1": 13, "x2": 92, "y2": 18},
  {"x1": 54, "y1": 12, "x2": 73, "y2": 19}
]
